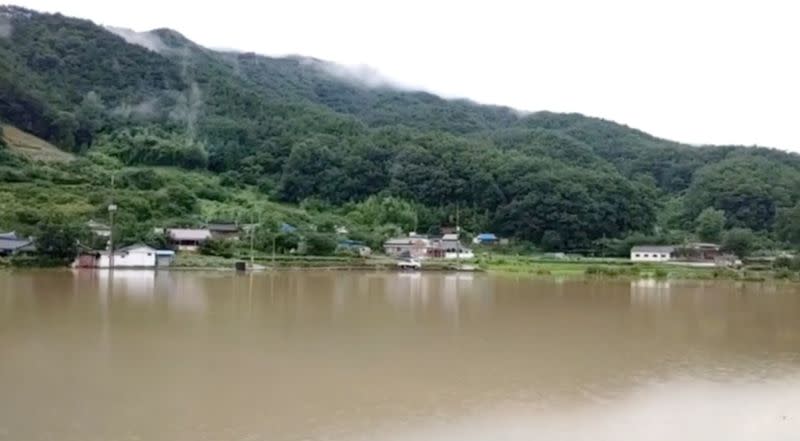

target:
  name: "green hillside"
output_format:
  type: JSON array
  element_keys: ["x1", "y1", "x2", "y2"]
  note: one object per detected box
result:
[{"x1": 1, "y1": 5, "x2": 800, "y2": 257}]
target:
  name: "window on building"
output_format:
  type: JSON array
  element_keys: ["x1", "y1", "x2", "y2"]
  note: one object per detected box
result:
[
  {"x1": 635, "y1": 254, "x2": 641, "y2": 257},
  {"x1": 661, "y1": 254, "x2": 667, "y2": 258},
  {"x1": 644, "y1": 254, "x2": 649, "y2": 258}
]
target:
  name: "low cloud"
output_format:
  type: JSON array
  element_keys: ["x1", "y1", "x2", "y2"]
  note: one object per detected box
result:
[
  {"x1": 304, "y1": 58, "x2": 402, "y2": 89},
  {"x1": 169, "y1": 82, "x2": 202, "y2": 139},
  {"x1": 107, "y1": 26, "x2": 165, "y2": 53},
  {"x1": 0, "y1": 15, "x2": 11, "y2": 38},
  {"x1": 112, "y1": 97, "x2": 160, "y2": 120}
]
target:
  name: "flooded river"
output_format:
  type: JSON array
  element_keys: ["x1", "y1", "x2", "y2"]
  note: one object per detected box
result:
[{"x1": 1, "y1": 270, "x2": 799, "y2": 440}]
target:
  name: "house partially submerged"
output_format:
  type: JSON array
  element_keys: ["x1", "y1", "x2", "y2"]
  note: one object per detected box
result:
[
  {"x1": 74, "y1": 244, "x2": 175, "y2": 268},
  {"x1": 0, "y1": 232, "x2": 35, "y2": 256},
  {"x1": 167, "y1": 229, "x2": 212, "y2": 251}
]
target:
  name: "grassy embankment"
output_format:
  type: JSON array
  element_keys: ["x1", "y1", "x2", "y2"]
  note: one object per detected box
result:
[
  {"x1": 476, "y1": 255, "x2": 800, "y2": 282},
  {"x1": 171, "y1": 253, "x2": 467, "y2": 271}
]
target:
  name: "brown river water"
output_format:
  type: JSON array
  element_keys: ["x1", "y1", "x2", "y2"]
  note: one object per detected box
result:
[{"x1": 1, "y1": 270, "x2": 799, "y2": 441}]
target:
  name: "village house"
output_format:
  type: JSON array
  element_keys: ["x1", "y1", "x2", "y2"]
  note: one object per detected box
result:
[
  {"x1": 0, "y1": 232, "x2": 35, "y2": 257},
  {"x1": 631, "y1": 243, "x2": 727, "y2": 265},
  {"x1": 167, "y1": 228, "x2": 212, "y2": 251},
  {"x1": 87, "y1": 219, "x2": 111, "y2": 237},
  {"x1": 337, "y1": 239, "x2": 372, "y2": 257},
  {"x1": 383, "y1": 234, "x2": 431, "y2": 259},
  {"x1": 630, "y1": 245, "x2": 675, "y2": 262},
  {"x1": 430, "y1": 233, "x2": 475, "y2": 259},
  {"x1": 472, "y1": 233, "x2": 499, "y2": 245},
  {"x1": 74, "y1": 244, "x2": 175, "y2": 268},
  {"x1": 207, "y1": 223, "x2": 240, "y2": 240},
  {"x1": 384, "y1": 233, "x2": 475, "y2": 260}
]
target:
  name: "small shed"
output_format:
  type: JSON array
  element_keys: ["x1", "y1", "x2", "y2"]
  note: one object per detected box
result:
[
  {"x1": 155, "y1": 250, "x2": 176, "y2": 267},
  {"x1": 473, "y1": 233, "x2": 499, "y2": 245}
]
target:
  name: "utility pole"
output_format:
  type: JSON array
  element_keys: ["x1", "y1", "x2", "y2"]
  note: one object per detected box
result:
[
  {"x1": 108, "y1": 174, "x2": 117, "y2": 270},
  {"x1": 272, "y1": 233, "x2": 277, "y2": 267},
  {"x1": 249, "y1": 213, "x2": 256, "y2": 268},
  {"x1": 456, "y1": 203, "x2": 460, "y2": 266}
]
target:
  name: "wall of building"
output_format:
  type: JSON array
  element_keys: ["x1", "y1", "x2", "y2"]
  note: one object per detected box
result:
[
  {"x1": 630, "y1": 252, "x2": 672, "y2": 262},
  {"x1": 97, "y1": 248, "x2": 157, "y2": 268}
]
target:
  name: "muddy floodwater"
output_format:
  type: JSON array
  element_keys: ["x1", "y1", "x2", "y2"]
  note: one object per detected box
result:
[{"x1": 1, "y1": 270, "x2": 799, "y2": 441}]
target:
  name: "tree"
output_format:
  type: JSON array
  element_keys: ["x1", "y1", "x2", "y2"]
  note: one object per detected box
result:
[
  {"x1": 540, "y1": 230, "x2": 563, "y2": 251},
  {"x1": 199, "y1": 239, "x2": 235, "y2": 258},
  {"x1": 722, "y1": 228, "x2": 756, "y2": 258},
  {"x1": 34, "y1": 220, "x2": 86, "y2": 262},
  {"x1": 775, "y1": 204, "x2": 800, "y2": 247},
  {"x1": 694, "y1": 208, "x2": 725, "y2": 242},
  {"x1": 303, "y1": 232, "x2": 337, "y2": 256}
]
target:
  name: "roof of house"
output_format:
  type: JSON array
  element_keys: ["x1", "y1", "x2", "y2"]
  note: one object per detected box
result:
[
  {"x1": 118, "y1": 244, "x2": 157, "y2": 253},
  {"x1": 0, "y1": 231, "x2": 18, "y2": 240},
  {"x1": 631, "y1": 245, "x2": 675, "y2": 253},
  {"x1": 476, "y1": 233, "x2": 498, "y2": 240},
  {"x1": 207, "y1": 223, "x2": 239, "y2": 233},
  {"x1": 385, "y1": 237, "x2": 428, "y2": 246},
  {"x1": 0, "y1": 237, "x2": 34, "y2": 252},
  {"x1": 280, "y1": 223, "x2": 297, "y2": 233},
  {"x1": 167, "y1": 229, "x2": 212, "y2": 241},
  {"x1": 442, "y1": 233, "x2": 459, "y2": 241}
]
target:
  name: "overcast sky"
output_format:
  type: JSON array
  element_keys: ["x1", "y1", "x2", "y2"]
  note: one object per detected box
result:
[{"x1": 14, "y1": 0, "x2": 800, "y2": 151}]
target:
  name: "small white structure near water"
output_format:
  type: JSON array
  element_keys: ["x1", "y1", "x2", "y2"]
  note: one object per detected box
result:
[
  {"x1": 630, "y1": 245, "x2": 675, "y2": 262},
  {"x1": 97, "y1": 244, "x2": 158, "y2": 268}
]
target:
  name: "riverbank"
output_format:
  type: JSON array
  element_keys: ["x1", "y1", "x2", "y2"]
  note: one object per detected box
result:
[
  {"x1": 478, "y1": 256, "x2": 800, "y2": 282},
  {"x1": 4, "y1": 254, "x2": 799, "y2": 282}
]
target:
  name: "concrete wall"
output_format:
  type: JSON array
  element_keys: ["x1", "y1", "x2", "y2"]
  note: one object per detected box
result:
[{"x1": 97, "y1": 247, "x2": 157, "y2": 268}]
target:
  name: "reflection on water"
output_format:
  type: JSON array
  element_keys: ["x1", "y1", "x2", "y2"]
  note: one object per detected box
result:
[{"x1": 0, "y1": 270, "x2": 799, "y2": 441}]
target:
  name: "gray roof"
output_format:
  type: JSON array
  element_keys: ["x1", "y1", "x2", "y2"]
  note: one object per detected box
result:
[
  {"x1": 208, "y1": 223, "x2": 239, "y2": 233},
  {"x1": 0, "y1": 237, "x2": 34, "y2": 252},
  {"x1": 631, "y1": 245, "x2": 675, "y2": 253},
  {"x1": 167, "y1": 229, "x2": 212, "y2": 241}
]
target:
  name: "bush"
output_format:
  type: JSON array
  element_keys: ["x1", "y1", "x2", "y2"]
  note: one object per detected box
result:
[
  {"x1": 303, "y1": 233, "x2": 337, "y2": 256},
  {"x1": 199, "y1": 239, "x2": 235, "y2": 258},
  {"x1": 653, "y1": 268, "x2": 668, "y2": 278}
]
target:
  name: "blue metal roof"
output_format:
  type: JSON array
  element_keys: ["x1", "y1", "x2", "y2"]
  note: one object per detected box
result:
[{"x1": 476, "y1": 233, "x2": 498, "y2": 240}]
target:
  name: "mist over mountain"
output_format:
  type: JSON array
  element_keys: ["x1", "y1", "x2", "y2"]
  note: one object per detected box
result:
[{"x1": 2, "y1": 5, "x2": 800, "y2": 252}]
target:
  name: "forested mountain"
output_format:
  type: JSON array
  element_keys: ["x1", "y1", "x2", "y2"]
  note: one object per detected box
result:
[{"x1": 2, "y1": 5, "x2": 800, "y2": 254}]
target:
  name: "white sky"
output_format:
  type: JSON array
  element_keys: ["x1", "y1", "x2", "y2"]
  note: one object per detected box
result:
[{"x1": 13, "y1": 0, "x2": 800, "y2": 151}]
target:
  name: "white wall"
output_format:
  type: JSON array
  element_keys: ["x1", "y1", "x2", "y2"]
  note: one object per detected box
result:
[
  {"x1": 631, "y1": 251, "x2": 671, "y2": 262},
  {"x1": 97, "y1": 247, "x2": 157, "y2": 268}
]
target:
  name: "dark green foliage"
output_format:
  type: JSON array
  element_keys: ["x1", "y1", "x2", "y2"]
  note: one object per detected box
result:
[
  {"x1": 33, "y1": 219, "x2": 87, "y2": 262},
  {"x1": 303, "y1": 232, "x2": 337, "y2": 256},
  {"x1": 695, "y1": 208, "x2": 726, "y2": 243},
  {"x1": 200, "y1": 238, "x2": 235, "y2": 258},
  {"x1": 775, "y1": 204, "x2": 800, "y2": 247},
  {"x1": 97, "y1": 128, "x2": 208, "y2": 169},
  {"x1": 722, "y1": 228, "x2": 756, "y2": 258}
]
